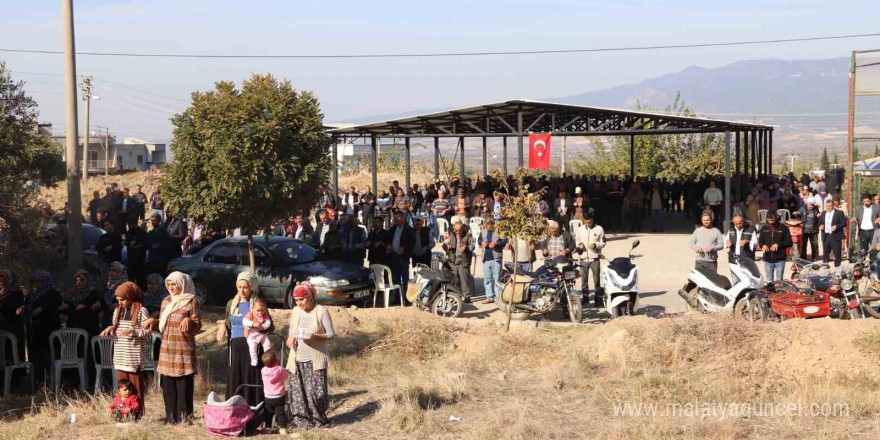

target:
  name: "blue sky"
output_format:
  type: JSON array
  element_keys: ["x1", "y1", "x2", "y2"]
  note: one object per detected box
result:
[{"x1": 2, "y1": 0, "x2": 879, "y2": 142}]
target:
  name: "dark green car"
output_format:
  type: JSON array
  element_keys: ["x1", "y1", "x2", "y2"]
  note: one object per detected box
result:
[{"x1": 169, "y1": 236, "x2": 373, "y2": 308}]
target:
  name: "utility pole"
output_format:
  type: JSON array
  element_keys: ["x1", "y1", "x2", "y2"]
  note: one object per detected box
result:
[
  {"x1": 104, "y1": 127, "x2": 110, "y2": 176},
  {"x1": 785, "y1": 154, "x2": 800, "y2": 173},
  {"x1": 81, "y1": 75, "x2": 92, "y2": 181},
  {"x1": 560, "y1": 136, "x2": 567, "y2": 175},
  {"x1": 63, "y1": 0, "x2": 83, "y2": 273}
]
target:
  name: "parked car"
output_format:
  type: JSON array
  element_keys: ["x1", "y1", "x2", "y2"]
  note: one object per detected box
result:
[{"x1": 168, "y1": 236, "x2": 374, "y2": 307}]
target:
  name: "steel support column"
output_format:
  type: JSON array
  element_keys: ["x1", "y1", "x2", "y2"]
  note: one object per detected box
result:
[
  {"x1": 743, "y1": 131, "x2": 749, "y2": 182},
  {"x1": 434, "y1": 136, "x2": 439, "y2": 180},
  {"x1": 371, "y1": 136, "x2": 378, "y2": 195},
  {"x1": 482, "y1": 137, "x2": 488, "y2": 177},
  {"x1": 332, "y1": 139, "x2": 339, "y2": 201},
  {"x1": 751, "y1": 131, "x2": 757, "y2": 178},
  {"x1": 768, "y1": 130, "x2": 773, "y2": 176},
  {"x1": 503, "y1": 137, "x2": 508, "y2": 176},
  {"x1": 735, "y1": 131, "x2": 741, "y2": 203},
  {"x1": 757, "y1": 130, "x2": 763, "y2": 177},
  {"x1": 517, "y1": 111, "x2": 524, "y2": 168},
  {"x1": 724, "y1": 131, "x2": 732, "y2": 230},
  {"x1": 405, "y1": 137, "x2": 411, "y2": 190},
  {"x1": 630, "y1": 135, "x2": 635, "y2": 178},
  {"x1": 459, "y1": 136, "x2": 465, "y2": 183}
]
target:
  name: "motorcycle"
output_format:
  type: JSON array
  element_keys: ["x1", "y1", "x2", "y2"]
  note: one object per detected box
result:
[
  {"x1": 784, "y1": 218, "x2": 803, "y2": 260},
  {"x1": 678, "y1": 253, "x2": 764, "y2": 317},
  {"x1": 789, "y1": 251, "x2": 880, "y2": 320},
  {"x1": 411, "y1": 254, "x2": 465, "y2": 318},
  {"x1": 597, "y1": 239, "x2": 642, "y2": 318},
  {"x1": 499, "y1": 256, "x2": 583, "y2": 323}
]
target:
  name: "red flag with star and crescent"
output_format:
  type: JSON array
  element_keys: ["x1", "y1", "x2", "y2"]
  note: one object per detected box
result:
[{"x1": 528, "y1": 133, "x2": 552, "y2": 169}]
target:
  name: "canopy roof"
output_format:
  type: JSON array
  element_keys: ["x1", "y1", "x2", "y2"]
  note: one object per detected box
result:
[
  {"x1": 855, "y1": 156, "x2": 880, "y2": 177},
  {"x1": 328, "y1": 99, "x2": 773, "y2": 138}
]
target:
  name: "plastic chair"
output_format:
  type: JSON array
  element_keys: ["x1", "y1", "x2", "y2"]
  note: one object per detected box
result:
[
  {"x1": 777, "y1": 209, "x2": 791, "y2": 221},
  {"x1": 370, "y1": 264, "x2": 402, "y2": 308},
  {"x1": 758, "y1": 209, "x2": 768, "y2": 224},
  {"x1": 0, "y1": 330, "x2": 33, "y2": 397},
  {"x1": 92, "y1": 335, "x2": 116, "y2": 393},
  {"x1": 436, "y1": 218, "x2": 450, "y2": 238},
  {"x1": 142, "y1": 331, "x2": 162, "y2": 390},
  {"x1": 48, "y1": 328, "x2": 88, "y2": 393},
  {"x1": 468, "y1": 217, "x2": 485, "y2": 235},
  {"x1": 569, "y1": 219, "x2": 584, "y2": 232}
]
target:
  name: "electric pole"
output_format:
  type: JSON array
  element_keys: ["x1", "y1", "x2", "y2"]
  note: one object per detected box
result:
[
  {"x1": 81, "y1": 75, "x2": 92, "y2": 181},
  {"x1": 105, "y1": 127, "x2": 110, "y2": 176},
  {"x1": 63, "y1": 0, "x2": 83, "y2": 273},
  {"x1": 785, "y1": 154, "x2": 800, "y2": 173},
  {"x1": 561, "y1": 136, "x2": 567, "y2": 175}
]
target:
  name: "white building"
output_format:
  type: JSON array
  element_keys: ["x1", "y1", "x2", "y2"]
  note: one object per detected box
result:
[{"x1": 44, "y1": 124, "x2": 167, "y2": 174}]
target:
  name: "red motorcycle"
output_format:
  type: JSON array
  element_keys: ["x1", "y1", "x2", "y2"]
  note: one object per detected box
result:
[{"x1": 784, "y1": 218, "x2": 803, "y2": 260}]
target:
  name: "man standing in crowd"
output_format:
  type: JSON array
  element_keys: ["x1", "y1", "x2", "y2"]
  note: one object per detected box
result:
[
  {"x1": 313, "y1": 209, "x2": 335, "y2": 253},
  {"x1": 288, "y1": 213, "x2": 314, "y2": 243},
  {"x1": 88, "y1": 191, "x2": 103, "y2": 225},
  {"x1": 410, "y1": 216, "x2": 434, "y2": 268},
  {"x1": 147, "y1": 214, "x2": 171, "y2": 275},
  {"x1": 431, "y1": 189, "x2": 452, "y2": 237},
  {"x1": 689, "y1": 212, "x2": 724, "y2": 273},
  {"x1": 133, "y1": 184, "x2": 148, "y2": 224},
  {"x1": 758, "y1": 211, "x2": 792, "y2": 282},
  {"x1": 150, "y1": 186, "x2": 164, "y2": 221},
  {"x1": 164, "y1": 210, "x2": 188, "y2": 260},
  {"x1": 342, "y1": 186, "x2": 359, "y2": 217},
  {"x1": 443, "y1": 219, "x2": 475, "y2": 302},
  {"x1": 854, "y1": 194, "x2": 880, "y2": 253},
  {"x1": 703, "y1": 180, "x2": 723, "y2": 229},
  {"x1": 819, "y1": 198, "x2": 846, "y2": 267},
  {"x1": 554, "y1": 190, "x2": 570, "y2": 230},
  {"x1": 575, "y1": 214, "x2": 605, "y2": 307},
  {"x1": 479, "y1": 218, "x2": 507, "y2": 304},
  {"x1": 387, "y1": 211, "x2": 414, "y2": 304},
  {"x1": 725, "y1": 214, "x2": 757, "y2": 262},
  {"x1": 541, "y1": 220, "x2": 574, "y2": 264},
  {"x1": 125, "y1": 218, "x2": 147, "y2": 288},
  {"x1": 648, "y1": 180, "x2": 666, "y2": 233},
  {"x1": 798, "y1": 198, "x2": 820, "y2": 261}
]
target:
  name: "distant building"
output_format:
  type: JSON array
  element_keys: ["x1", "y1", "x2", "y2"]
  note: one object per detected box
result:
[{"x1": 43, "y1": 124, "x2": 167, "y2": 174}]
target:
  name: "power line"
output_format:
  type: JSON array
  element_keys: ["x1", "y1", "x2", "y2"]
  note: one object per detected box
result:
[{"x1": 2, "y1": 32, "x2": 880, "y2": 59}]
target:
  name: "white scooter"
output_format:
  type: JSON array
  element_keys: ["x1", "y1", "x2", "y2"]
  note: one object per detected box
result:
[
  {"x1": 677, "y1": 253, "x2": 764, "y2": 315},
  {"x1": 598, "y1": 239, "x2": 641, "y2": 318}
]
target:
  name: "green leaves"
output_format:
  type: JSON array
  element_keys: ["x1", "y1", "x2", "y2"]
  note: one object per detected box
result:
[
  {"x1": 490, "y1": 170, "x2": 550, "y2": 244},
  {"x1": 161, "y1": 74, "x2": 331, "y2": 233}
]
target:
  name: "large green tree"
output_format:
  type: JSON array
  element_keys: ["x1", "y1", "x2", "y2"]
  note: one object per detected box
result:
[
  {"x1": 820, "y1": 148, "x2": 830, "y2": 170},
  {"x1": 0, "y1": 62, "x2": 65, "y2": 269},
  {"x1": 572, "y1": 93, "x2": 726, "y2": 179},
  {"x1": 161, "y1": 74, "x2": 331, "y2": 272}
]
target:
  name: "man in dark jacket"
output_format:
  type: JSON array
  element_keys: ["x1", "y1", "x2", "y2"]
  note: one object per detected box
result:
[
  {"x1": 410, "y1": 216, "x2": 434, "y2": 268},
  {"x1": 758, "y1": 211, "x2": 792, "y2": 281},
  {"x1": 478, "y1": 218, "x2": 507, "y2": 304},
  {"x1": 164, "y1": 211, "x2": 188, "y2": 260},
  {"x1": 725, "y1": 214, "x2": 757, "y2": 262},
  {"x1": 797, "y1": 198, "x2": 821, "y2": 261},
  {"x1": 853, "y1": 194, "x2": 880, "y2": 253},
  {"x1": 96, "y1": 221, "x2": 123, "y2": 264},
  {"x1": 313, "y1": 209, "x2": 336, "y2": 250},
  {"x1": 125, "y1": 219, "x2": 148, "y2": 288},
  {"x1": 386, "y1": 211, "x2": 415, "y2": 304},
  {"x1": 442, "y1": 219, "x2": 475, "y2": 301},
  {"x1": 819, "y1": 198, "x2": 847, "y2": 267},
  {"x1": 541, "y1": 220, "x2": 576, "y2": 265}
]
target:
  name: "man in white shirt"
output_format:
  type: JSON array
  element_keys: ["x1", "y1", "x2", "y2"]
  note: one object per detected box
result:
[
  {"x1": 854, "y1": 194, "x2": 880, "y2": 252},
  {"x1": 703, "y1": 181, "x2": 723, "y2": 229},
  {"x1": 574, "y1": 214, "x2": 606, "y2": 307}
]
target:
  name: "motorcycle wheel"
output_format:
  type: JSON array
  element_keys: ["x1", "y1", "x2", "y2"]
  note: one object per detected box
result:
[
  {"x1": 500, "y1": 302, "x2": 532, "y2": 321},
  {"x1": 861, "y1": 303, "x2": 880, "y2": 319},
  {"x1": 567, "y1": 295, "x2": 583, "y2": 324},
  {"x1": 733, "y1": 297, "x2": 750, "y2": 321},
  {"x1": 430, "y1": 292, "x2": 464, "y2": 318},
  {"x1": 849, "y1": 307, "x2": 865, "y2": 320},
  {"x1": 610, "y1": 301, "x2": 634, "y2": 319},
  {"x1": 748, "y1": 298, "x2": 768, "y2": 322}
]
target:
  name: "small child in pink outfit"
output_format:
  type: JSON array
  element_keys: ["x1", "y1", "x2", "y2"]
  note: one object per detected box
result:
[{"x1": 243, "y1": 298, "x2": 272, "y2": 366}]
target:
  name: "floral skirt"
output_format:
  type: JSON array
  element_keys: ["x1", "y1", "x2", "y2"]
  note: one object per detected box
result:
[{"x1": 286, "y1": 361, "x2": 329, "y2": 428}]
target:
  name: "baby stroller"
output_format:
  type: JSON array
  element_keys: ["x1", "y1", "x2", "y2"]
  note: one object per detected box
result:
[{"x1": 204, "y1": 384, "x2": 264, "y2": 437}]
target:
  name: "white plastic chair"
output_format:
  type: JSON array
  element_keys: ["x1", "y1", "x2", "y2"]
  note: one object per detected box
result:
[
  {"x1": 569, "y1": 219, "x2": 583, "y2": 232},
  {"x1": 48, "y1": 328, "x2": 88, "y2": 393},
  {"x1": 92, "y1": 335, "x2": 116, "y2": 393},
  {"x1": 436, "y1": 218, "x2": 450, "y2": 238},
  {"x1": 370, "y1": 264, "x2": 402, "y2": 308},
  {"x1": 142, "y1": 331, "x2": 162, "y2": 390},
  {"x1": 758, "y1": 209, "x2": 768, "y2": 224},
  {"x1": 0, "y1": 330, "x2": 33, "y2": 397},
  {"x1": 468, "y1": 217, "x2": 485, "y2": 235},
  {"x1": 777, "y1": 209, "x2": 791, "y2": 221}
]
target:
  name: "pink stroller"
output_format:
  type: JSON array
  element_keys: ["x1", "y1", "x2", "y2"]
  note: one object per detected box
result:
[{"x1": 204, "y1": 384, "x2": 265, "y2": 437}]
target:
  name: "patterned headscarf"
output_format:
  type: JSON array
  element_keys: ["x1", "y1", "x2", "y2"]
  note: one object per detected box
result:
[
  {"x1": 145, "y1": 273, "x2": 169, "y2": 313},
  {"x1": 106, "y1": 261, "x2": 127, "y2": 307},
  {"x1": 112, "y1": 282, "x2": 145, "y2": 329},
  {"x1": 228, "y1": 272, "x2": 260, "y2": 318},
  {"x1": 62, "y1": 270, "x2": 92, "y2": 304},
  {"x1": 159, "y1": 271, "x2": 195, "y2": 332},
  {"x1": 27, "y1": 270, "x2": 55, "y2": 313}
]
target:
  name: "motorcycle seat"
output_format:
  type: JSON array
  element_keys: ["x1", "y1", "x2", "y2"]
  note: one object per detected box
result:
[{"x1": 696, "y1": 266, "x2": 732, "y2": 290}]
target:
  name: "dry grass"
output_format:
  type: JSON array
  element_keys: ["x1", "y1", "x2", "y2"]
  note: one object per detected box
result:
[{"x1": 3, "y1": 308, "x2": 880, "y2": 439}]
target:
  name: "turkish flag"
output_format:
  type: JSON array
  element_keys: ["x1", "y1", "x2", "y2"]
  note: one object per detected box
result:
[{"x1": 528, "y1": 133, "x2": 552, "y2": 169}]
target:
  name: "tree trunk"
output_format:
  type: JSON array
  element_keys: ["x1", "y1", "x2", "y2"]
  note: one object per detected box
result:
[
  {"x1": 506, "y1": 240, "x2": 517, "y2": 332},
  {"x1": 247, "y1": 232, "x2": 256, "y2": 274}
]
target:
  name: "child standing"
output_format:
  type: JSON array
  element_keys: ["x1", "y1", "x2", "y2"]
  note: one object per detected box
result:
[
  {"x1": 243, "y1": 298, "x2": 272, "y2": 366},
  {"x1": 100, "y1": 282, "x2": 150, "y2": 410},
  {"x1": 109, "y1": 379, "x2": 142, "y2": 422},
  {"x1": 261, "y1": 349, "x2": 289, "y2": 434}
]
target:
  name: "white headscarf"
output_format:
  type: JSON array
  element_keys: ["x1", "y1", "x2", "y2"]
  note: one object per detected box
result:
[
  {"x1": 159, "y1": 271, "x2": 196, "y2": 332},
  {"x1": 228, "y1": 272, "x2": 260, "y2": 318}
]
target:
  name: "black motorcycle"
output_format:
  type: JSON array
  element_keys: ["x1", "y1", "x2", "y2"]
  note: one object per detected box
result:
[
  {"x1": 411, "y1": 254, "x2": 465, "y2": 318},
  {"x1": 499, "y1": 256, "x2": 582, "y2": 323}
]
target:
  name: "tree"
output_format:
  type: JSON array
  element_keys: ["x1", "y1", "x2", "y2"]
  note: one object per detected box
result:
[
  {"x1": 832, "y1": 152, "x2": 839, "y2": 166},
  {"x1": 874, "y1": 144, "x2": 879, "y2": 158},
  {"x1": 820, "y1": 148, "x2": 830, "y2": 170},
  {"x1": 853, "y1": 145, "x2": 861, "y2": 162},
  {"x1": 491, "y1": 169, "x2": 549, "y2": 332},
  {"x1": 161, "y1": 74, "x2": 331, "y2": 272},
  {"x1": 0, "y1": 62, "x2": 65, "y2": 274},
  {"x1": 571, "y1": 93, "x2": 727, "y2": 179}
]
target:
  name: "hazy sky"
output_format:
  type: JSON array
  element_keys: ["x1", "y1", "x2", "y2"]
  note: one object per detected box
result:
[{"x1": 2, "y1": 0, "x2": 880, "y2": 142}]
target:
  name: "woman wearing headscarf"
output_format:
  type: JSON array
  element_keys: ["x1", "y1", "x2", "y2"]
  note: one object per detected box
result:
[
  {"x1": 142, "y1": 271, "x2": 201, "y2": 424},
  {"x1": 103, "y1": 262, "x2": 127, "y2": 327},
  {"x1": 144, "y1": 273, "x2": 169, "y2": 319},
  {"x1": 215, "y1": 271, "x2": 270, "y2": 406},
  {"x1": 0, "y1": 269, "x2": 25, "y2": 359},
  {"x1": 59, "y1": 270, "x2": 103, "y2": 339},
  {"x1": 285, "y1": 282, "x2": 334, "y2": 428},
  {"x1": 101, "y1": 281, "x2": 151, "y2": 412},
  {"x1": 25, "y1": 270, "x2": 62, "y2": 385}
]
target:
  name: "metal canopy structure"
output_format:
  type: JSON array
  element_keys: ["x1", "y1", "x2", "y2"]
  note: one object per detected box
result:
[{"x1": 328, "y1": 99, "x2": 775, "y2": 229}]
